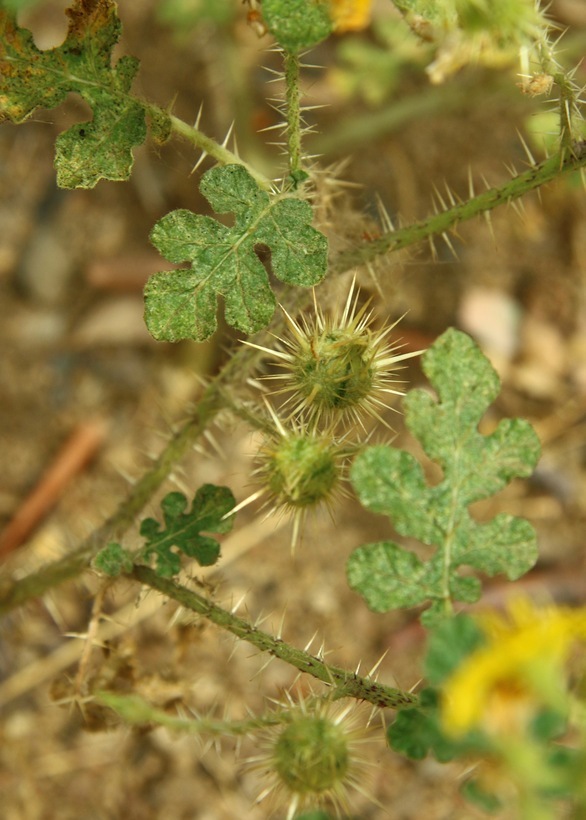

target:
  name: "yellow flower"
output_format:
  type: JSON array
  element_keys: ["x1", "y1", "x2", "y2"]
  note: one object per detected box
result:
[
  {"x1": 329, "y1": 0, "x2": 373, "y2": 33},
  {"x1": 441, "y1": 599, "x2": 586, "y2": 737}
]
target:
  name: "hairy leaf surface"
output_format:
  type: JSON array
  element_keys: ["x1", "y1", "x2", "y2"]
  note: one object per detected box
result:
[
  {"x1": 139, "y1": 484, "x2": 235, "y2": 578},
  {"x1": 93, "y1": 542, "x2": 133, "y2": 577},
  {"x1": 262, "y1": 0, "x2": 333, "y2": 52},
  {"x1": 347, "y1": 329, "x2": 541, "y2": 624},
  {"x1": 0, "y1": 0, "x2": 146, "y2": 188},
  {"x1": 145, "y1": 164, "x2": 328, "y2": 341}
]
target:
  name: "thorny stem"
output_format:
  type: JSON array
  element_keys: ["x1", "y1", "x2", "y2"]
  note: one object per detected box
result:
[
  {"x1": 161, "y1": 108, "x2": 272, "y2": 190},
  {"x1": 283, "y1": 50, "x2": 302, "y2": 176},
  {"x1": 99, "y1": 690, "x2": 299, "y2": 734},
  {"x1": 0, "y1": 285, "x2": 315, "y2": 616},
  {"x1": 131, "y1": 565, "x2": 419, "y2": 710},
  {"x1": 332, "y1": 144, "x2": 586, "y2": 272},
  {"x1": 0, "y1": 344, "x2": 257, "y2": 616},
  {"x1": 3, "y1": 148, "x2": 586, "y2": 616},
  {"x1": 553, "y1": 73, "x2": 579, "y2": 154},
  {"x1": 538, "y1": 39, "x2": 584, "y2": 154}
]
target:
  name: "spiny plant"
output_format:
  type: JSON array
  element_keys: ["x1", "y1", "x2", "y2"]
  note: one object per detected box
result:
[
  {"x1": 246, "y1": 282, "x2": 424, "y2": 430},
  {"x1": 245, "y1": 407, "x2": 350, "y2": 549},
  {"x1": 347, "y1": 329, "x2": 541, "y2": 626},
  {"x1": 2, "y1": 0, "x2": 586, "y2": 818},
  {"x1": 145, "y1": 163, "x2": 329, "y2": 341}
]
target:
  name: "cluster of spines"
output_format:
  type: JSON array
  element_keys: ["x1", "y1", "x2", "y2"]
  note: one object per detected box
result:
[
  {"x1": 231, "y1": 1, "x2": 585, "y2": 549},
  {"x1": 235, "y1": 278, "x2": 423, "y2": 547},
  {"x1": 248, "y1": 688, "x2": 377, "y2": 819},
  {"x1": 259, "y1": 46, "x2": 327, "y2": 190},
  {"x1": 230, "y1": 400, "x2": 353, "y2": 548},
  {"x1": 251, "y1": 282, "x2": 423, "y2": 431}
]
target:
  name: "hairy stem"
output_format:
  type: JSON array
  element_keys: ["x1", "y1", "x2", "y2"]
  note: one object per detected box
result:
[
  {"x1": 332, "y1": 145, "x2": 586, "y2": 273},
  {"x1": 131, "y1": 565, "x2": 418, "y2": 710},
  {"x1": 553, "y1": 73, "x2": 579, "y2": 153},
  {"x1": 0, "y1": 345, "x2": 258, "y2": 616},
  {"x1": 283, "y1": 50, "x2": 302, "y2": 176},
  {"x1": 99, "y1": 690, "x2": 292, "y2": 734},
  {"x1": 3, "y1": 147, "x2": 586, "y2": 616},
  {"x1": 160, "y1": 108, "x2": 272, "y2": 190},
  {"x1": 0, "y1": 285, "x2": 316, "y2": 616}
]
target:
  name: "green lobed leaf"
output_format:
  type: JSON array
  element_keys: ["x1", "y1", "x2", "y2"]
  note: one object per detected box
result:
[
  {"x1": 139, "y1": 484, "x2": 235, "y2": 578},
  {"x1": 406, "y1": 330, "x2": 540, "y2": 504},
  {"x1": 262, "y1": 0, "x2": 333, "y2": 53},
  {"x1": 346, "y1": 541, "x2": 430, "y2": 612},
  {"x1": 424, "y1": 614, "x2": 485, "y2": 685},
  {"x1": 145, "y1": 164, "x2": 328, "y2": 342},
  {"x1": 93, "y1": 542, "x2": 134, "y2": 577},
  {"x1": 387, "y1": 688, "x2": 476, "y2": 762},
  {"x1": 0, "y1": 1, "x2": 146, "y2": 188},
  {"x1": 348, "y1": 328, "x2": 541, "y2": 620}
]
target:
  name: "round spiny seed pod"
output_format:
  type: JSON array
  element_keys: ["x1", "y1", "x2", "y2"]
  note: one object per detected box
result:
[
  {"x1": 229, "y1": 404, "x2": 349, "y2": 548},
  {"x1": 264, "y1": 432, "x2": 340, "y2": 509},
  {"x1": 253, "y1": 408, "x2": 350, "y2": 547},
  {"x1": 249, "y1": 693, "x2": 376, "y2": 818},
  {"x1": 274, "y1": 715, "x2": 349, "y2": 794},
  {"x1": 245, "y1": 280, "x2": 423, "y2": 430},
  {"x1": 292, "y1": 328, "x2": 375, "y2": 416}
]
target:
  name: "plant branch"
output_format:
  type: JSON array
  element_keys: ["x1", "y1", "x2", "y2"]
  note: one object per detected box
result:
[
  {"x1": 0, "y1": 286, "x2": 317, "y2": 617},
  {"x1": 331, "y1": 144, "x2": 586, "y2": 273},
  {"x1": 283, "y1": 50, "x2": 302, "y2": 175},
  {"x1": 152, "y1": 107, "x2": 272, "y2": 190},
  {"x1": 553, "y1": 73, "x2": 580, "y2": 153},
  {"x1": 4, "y1": 145, "x2": 586, "y2": 616},
  {"x1": 99, "y1": 690, "x2": 291, "y2": 735},
  {"x1": 131, "y1": 564, "x2": 419, "y2": 710},
  {"x1": 0, "y1": 344, "x2": 259, "y2": 616}
]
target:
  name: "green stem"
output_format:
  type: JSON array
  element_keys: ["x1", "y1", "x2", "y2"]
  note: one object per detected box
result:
[
  {"x1": 99, "y1": 690, "x2": 291, "y2": 735},
  {"x1": 331, "y1": 145, "x2": 586, "y2": 273},
  {"x1": 159, "y1": 108, "x2": 272, "y2": 190},
  {"x1": 283, "y1": 50, "x2": 302, "y2": 176},
  {"x1": 0, "y1": 285, "x2": 316, "y2": 617},
  {"x1": 4, "y1": 147, "x2": 586, "y2": 616},
  {"x1": 0, "y1": 344, "x2": 259, "y2": 616},
  {"x1": 131, "y1": 565, "x2": 418, "y2": 710},
  {"x1": 553, "y1": 73, "x2": 579, "y2": 153}
]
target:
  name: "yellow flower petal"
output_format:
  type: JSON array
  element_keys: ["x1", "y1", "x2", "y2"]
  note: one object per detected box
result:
[
  {"x1": 441, "y1": 599, "x2": 586, "y2": 737},
  {"x1": 330, "y1": 0, "x2": 373, "y2": 33}
]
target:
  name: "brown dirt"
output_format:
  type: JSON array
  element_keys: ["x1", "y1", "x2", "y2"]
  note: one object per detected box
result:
[{"x1": 1, "y1": 2, "x2": 586, "y2": 819}]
